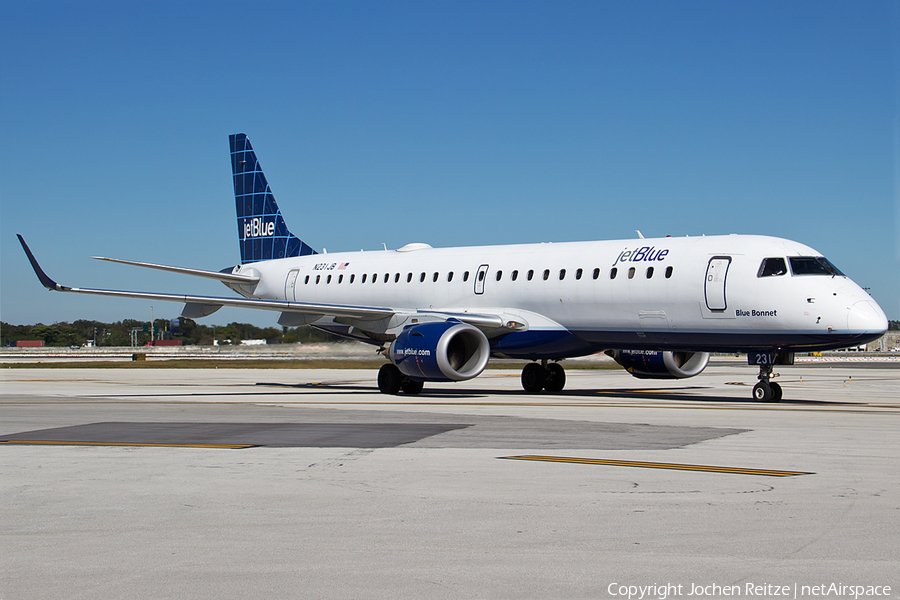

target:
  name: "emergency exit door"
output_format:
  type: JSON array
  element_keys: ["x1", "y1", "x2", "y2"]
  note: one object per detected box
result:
[
  {"x1": 705, "y1": 257, "x2": 731, "y2": 311},
  {"x1": 474, "y1": 264, "x2": 489, "y2": 295},
  {"x1": 285, "y1": 269, "x2": 300, "y2": 301}
]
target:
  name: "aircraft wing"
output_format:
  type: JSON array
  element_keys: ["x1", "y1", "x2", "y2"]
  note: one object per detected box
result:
[
  {"x1": 19, "y1": 235, "x2": 392, "y2": 321},
  {"x1": 18, "y1": 235, "x2": 506, "y2": 328}
]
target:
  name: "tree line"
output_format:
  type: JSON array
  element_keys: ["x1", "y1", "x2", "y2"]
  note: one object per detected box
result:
[{"x1": 1, "y1": 318, "x2": 343, "y2": 347}]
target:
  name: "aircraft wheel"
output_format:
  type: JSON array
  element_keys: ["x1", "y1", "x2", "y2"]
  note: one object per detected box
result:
[
  {"x1": 378, "y1": 364, "x2": 403, "y2": 395},
  {"x1": 769, "y1": 382, "x2": 782, "y2": 402},
  {"x1": 544, "y1": 362, "x2": 566, "y2": 393},
  {"x1": 401, "y1": 379, "x2": 424, "y2": 395},
  {"x1": 752, "y1": 382, "x2": 774, "y2": 402},
  {"x1": 521, "y1": 362, "x2": 545, "y2": 393}
]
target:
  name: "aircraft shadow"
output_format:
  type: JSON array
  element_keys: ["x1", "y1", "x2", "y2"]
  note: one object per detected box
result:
[
  {"x1": 76, "y1": 380, "x2": 860, "y2": 406},
  {"x1": 254, "y1": 382, "x2": 858, "y2": 406}
]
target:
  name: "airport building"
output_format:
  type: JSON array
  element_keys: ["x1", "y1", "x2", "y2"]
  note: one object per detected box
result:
[{"x1": 866, "y1": 330, "x2": 900, "y2": 352}]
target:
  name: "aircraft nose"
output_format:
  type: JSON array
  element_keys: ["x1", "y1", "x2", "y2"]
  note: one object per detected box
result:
[{"x1": 847, "y1": 300, "x2": 888, "y2": 334}]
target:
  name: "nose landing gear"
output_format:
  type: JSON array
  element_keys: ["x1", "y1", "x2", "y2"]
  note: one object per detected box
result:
[
  {"x1": 752, "y1": 364, "x2": 782, "y2": 402},
  {"x1": 748, "y1": 352, "x2": 792, "y2": 402}
]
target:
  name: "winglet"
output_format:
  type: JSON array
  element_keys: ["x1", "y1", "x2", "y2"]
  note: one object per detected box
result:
[{"x1": 17, "y1": 235, "x2": 65, "y2": 291}]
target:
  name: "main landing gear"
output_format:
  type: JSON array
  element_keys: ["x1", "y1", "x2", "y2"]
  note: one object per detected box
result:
[
  {"x1": 752, "y1": 363, "x2": 782, "y2": 403},
  {"x1": 521, "y1": 359, "x2": 566, "y2": 394},
  {"x1": 377, "y1": 363, "x2": 424, "y2": 395}
]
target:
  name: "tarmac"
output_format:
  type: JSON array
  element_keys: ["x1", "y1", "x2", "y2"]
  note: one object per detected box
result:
[{"x1": 1, "y1": 360, "x2": 898, "y2": 599}]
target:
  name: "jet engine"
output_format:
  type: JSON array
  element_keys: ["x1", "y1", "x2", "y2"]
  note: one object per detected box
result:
[
  {"x1": 607, "y1": 349, "x2": 710, "y2": 379},
  {"x1": 389, "y1": 321, "x2": 491, "y2": 382}
]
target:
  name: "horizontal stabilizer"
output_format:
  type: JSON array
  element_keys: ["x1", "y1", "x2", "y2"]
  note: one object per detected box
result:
[{"x1": 92, "y1": 256, "x2": 259, "y2": 284}]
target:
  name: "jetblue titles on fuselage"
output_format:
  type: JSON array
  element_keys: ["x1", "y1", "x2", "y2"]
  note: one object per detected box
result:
[{"x1": 613, "y1": 245, "x2": 670, "y2": 266}]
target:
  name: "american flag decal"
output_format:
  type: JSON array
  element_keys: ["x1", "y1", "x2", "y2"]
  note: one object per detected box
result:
[{"x1": 338, "y1": 262, "x2": 350, "y2": 270}]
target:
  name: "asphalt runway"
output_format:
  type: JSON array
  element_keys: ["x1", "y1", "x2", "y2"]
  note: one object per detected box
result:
[{"x1": 1, "y1": 362, "x2": 898, "y2": 599}]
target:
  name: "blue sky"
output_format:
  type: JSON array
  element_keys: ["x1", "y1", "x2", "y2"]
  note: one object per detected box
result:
[{"x1": 2, "y1": 0, "x2": 898, "y2": 328}]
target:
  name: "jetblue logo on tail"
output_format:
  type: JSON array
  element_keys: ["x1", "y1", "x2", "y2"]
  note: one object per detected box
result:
[{"x1": 243, "y1": 218, "x2": 276, "y2": 239}]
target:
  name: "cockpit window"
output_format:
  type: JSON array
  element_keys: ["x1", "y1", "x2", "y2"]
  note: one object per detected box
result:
[
  {"x1": 758, "y1": 257, "x2": 787, "y2": 277},
  {"x1": 789, "y1": 256, "x2": 845, "y2": 277}
]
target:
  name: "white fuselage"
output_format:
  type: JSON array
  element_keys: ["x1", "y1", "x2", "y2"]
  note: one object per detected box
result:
[{"x1": 232, "y1": 234, "x2": 887, "y2": 358}]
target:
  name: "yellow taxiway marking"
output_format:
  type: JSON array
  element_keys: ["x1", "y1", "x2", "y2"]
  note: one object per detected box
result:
[
  {"x1": 500, "y1": 455, "x2": 813, "y2": 477},
  {"x1": 0, "y1": 440, "x2": 254, "y2": 449}
]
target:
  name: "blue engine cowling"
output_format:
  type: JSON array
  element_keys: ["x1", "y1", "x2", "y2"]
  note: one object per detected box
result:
[
  {"x1": 606, "y1": 349, "x2": 709, "y2": 379},
  {"x1": 389, "y1": 321, "x2": 491, "y2": 382}
]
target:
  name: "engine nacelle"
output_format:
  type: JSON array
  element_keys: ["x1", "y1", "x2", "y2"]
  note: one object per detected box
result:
[
  {"x1": 607, "y1": 349, "x2": 710, "y2": 379},
  {"x1": 389, "y1": 321, "x2": 491, "y2": 382}
]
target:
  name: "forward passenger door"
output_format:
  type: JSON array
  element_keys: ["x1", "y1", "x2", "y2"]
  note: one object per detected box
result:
[{"x1": 704, "y1": 257, "x2": 731, "y2": 311}]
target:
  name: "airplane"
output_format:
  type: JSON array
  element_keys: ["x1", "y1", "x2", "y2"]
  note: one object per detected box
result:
[{"x1": 18, "y1": 133, "x2": 889, "y2": 401}]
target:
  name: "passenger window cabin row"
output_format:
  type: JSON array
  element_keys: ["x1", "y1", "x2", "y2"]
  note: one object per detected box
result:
[
  {"x1": 302, "y1": 265, "x2": 675, "y2": 285},
  {"x1": 303, "y1": 255, "x2": 845, "y2": 285}
]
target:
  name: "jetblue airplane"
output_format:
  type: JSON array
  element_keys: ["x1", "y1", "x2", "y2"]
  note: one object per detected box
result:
[{"x1": 18, "y1": 134, "x2": 888, "y2": 401}]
